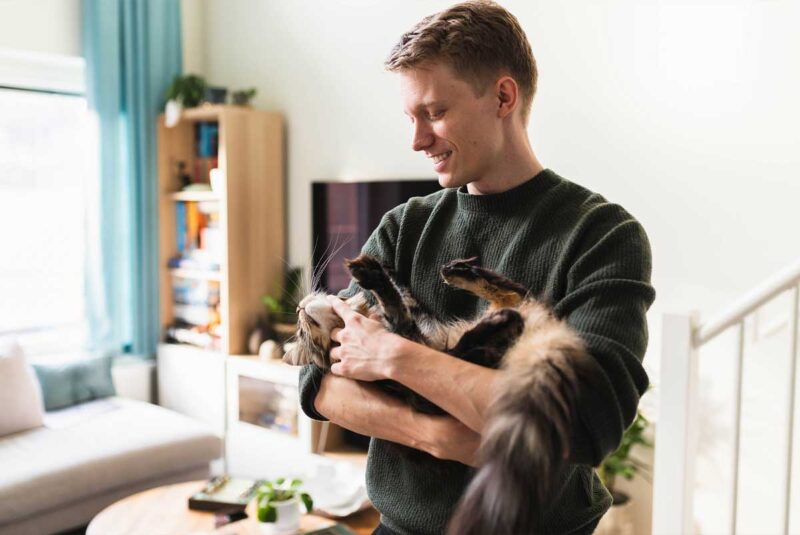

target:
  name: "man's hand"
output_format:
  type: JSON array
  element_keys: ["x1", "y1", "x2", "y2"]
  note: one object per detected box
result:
[{"x1": 327, "y1": 295, "x2": 405, "y2": 381}]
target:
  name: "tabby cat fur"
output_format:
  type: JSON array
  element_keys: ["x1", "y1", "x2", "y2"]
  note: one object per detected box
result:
[{"x1": 284, "y1": 254, "x2": 600, "y2": 535}]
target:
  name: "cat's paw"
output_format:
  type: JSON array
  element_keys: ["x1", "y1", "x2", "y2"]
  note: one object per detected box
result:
[
  {"x1": 440, "y1": 257, "x2": 481, "y2": 284},
  {"x1": 345, "y1": 254, "x2": 390, "y2": 291},
  {"x1": 441, "y1": 258, "x2": 528, "y2": 304}
]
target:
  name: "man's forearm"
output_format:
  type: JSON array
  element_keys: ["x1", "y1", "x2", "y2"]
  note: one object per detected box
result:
[
  {"x1": 387, "y1": 338, "x2": 500, "y2": 433},
  {"x1": 314, "y1": 372, "x2": 428, "y2": 451}
]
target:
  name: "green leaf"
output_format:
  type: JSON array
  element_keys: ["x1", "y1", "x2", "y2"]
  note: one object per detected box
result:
[
  {"x1": 300, "y1": 492, "x2": 314, "y2": 512},
  {"x1": 275, "y1": 477, "x2": 286, "y2": 486},
  {"x1": 258, "y1": 503, "x2": 277, "y2": 523},
  {"x1": 262, "y1": 295, "x2": 281, "y2": 313},
  {"x1": 290, "y1": 478, "x2": 302, "y2": 488}
]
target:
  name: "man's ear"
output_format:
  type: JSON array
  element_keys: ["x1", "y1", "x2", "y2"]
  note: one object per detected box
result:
[{"x1": 496, "y1": 76, "x2": 519, "y2": 119}]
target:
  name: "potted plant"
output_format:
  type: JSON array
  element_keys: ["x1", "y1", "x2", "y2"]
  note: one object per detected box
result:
[
  {"x1": 262, "y1": 267, "x2": 304, "y2": 343},
  {"x1": 232, "y1": 87, "x2": 258, "y2": 106},
  {"x1": 163, "y1": 74, "x2": 207, "y2": 127},
  {"x1": 255, "y1": 477, "x2": 313, "y2": 535},
  {"x1": 594, "y1": 410, "x2": 653, "y2": 535}
]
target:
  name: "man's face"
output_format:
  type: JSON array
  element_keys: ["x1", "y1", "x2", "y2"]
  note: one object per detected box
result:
[{"x1": 400, "y1": 62, "x2": 502, "y2": 189}]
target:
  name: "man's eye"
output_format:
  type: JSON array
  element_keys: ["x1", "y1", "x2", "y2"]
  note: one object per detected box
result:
[{"x1": 428, "y1": 110, "x2": 445, "y2": 120}]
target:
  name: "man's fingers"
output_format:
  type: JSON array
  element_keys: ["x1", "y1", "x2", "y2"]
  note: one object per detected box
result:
[
  {"x1": 329, "y1": 346, "x2": 341, "y2": 363},
  {"x1": 327, "y1": 295, "x2": 358, "y2": 322},
  {"x1": 330, "y1": 327, "x2": 342, "y2": 343}
]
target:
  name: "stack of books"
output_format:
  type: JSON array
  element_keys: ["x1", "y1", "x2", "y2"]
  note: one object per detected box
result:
[
  {"x1": 165, "y1": 121, "x2": 224, "y2": 350},
  {"x1": 171, "y1": 200, "x2": 222, "y2": 270}
]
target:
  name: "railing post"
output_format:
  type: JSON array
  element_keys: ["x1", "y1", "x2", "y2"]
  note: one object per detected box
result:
[{"x1": 653, "y1": 313, "x2": 697, "y2": 535}]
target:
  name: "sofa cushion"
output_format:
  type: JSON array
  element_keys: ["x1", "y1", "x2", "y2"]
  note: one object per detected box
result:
[
  {"x1": 0, "y1": 341, "x2": 44, "y2": 438},
  {"x1": 31, "y1": 354, "x2": 116, "y2": 411},
  {"x1": 0, "y1": 397, "x2": 222, "y2": 526}
]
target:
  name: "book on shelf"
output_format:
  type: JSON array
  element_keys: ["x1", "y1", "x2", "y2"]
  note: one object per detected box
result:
[
  {"x1": 194, "y1": 157, "x2": 218, "y2": 185},
  {"x1": 191, "y1": 121, "x2": 218, "y2": 184},
  {"x1": 195, "y1": 121, "x2": 219, "y2": 157},
  {"x1": 174, "y1": 200, "x2": 222, "y2": 262},
  {"x1": 172, "y1": 277, "x2": 220, "y2": 306},
  {"x1": 173, "y1": 303, "x2": 220, "y2": 326},
  {"x1": 175, "y1": 201, "x2": 187, "y2": 254},
  {"x1": 168, "y1": 249, "x2": 222, "y2": 272},
  {"x1": 165, "y1": 321, "x2": 222, "y2": 351}
]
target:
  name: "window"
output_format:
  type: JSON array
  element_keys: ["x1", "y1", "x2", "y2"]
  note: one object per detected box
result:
[{"x1": 0, "y1": 51, "x2": 98, "y2": 356}]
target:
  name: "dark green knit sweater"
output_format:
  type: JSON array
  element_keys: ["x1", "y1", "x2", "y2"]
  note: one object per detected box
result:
[{"x1": 299, "y1": 169, "x2": 655, "y2": 534}]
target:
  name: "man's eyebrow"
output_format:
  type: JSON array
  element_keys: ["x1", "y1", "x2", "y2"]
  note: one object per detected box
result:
[
  {"x1": 419, "y1": 100, "x2": 446, "y2": 109},
  {"x1": 403, "y1": 100, "x2": 445, "y2": 117},
  {"x1": 405, "y1": 101, "x2": 447, "y2": 116}
]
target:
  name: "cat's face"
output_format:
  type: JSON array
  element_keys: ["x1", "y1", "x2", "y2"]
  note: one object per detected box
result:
[{"x1": 282, "y1": 292, "x2": 344, "y2": 369}]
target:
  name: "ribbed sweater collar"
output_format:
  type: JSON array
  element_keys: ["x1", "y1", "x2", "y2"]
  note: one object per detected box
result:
[{"x1": 455, "y1": 168, "x2": 558, "y2": 213}]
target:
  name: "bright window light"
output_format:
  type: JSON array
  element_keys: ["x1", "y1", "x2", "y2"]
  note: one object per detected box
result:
[{"x1": 0, "y1": 88, "x2": 99, "y2": 355}]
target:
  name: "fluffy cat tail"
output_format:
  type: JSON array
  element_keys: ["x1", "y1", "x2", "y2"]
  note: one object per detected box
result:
[{"x1": 447, "y1": 308, "x2": 595, "y2": 535}]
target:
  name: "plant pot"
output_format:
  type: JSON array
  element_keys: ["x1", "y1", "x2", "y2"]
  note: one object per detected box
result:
[
  {"x1": 164, "y1": 99, "x2": 182, "y2": 128},
  {"x1": 258, "y1": 497, "x2": 301, "y2": 535},
  {"x1": 204, "y1": 86, "x2": 228, "y2": 104}
]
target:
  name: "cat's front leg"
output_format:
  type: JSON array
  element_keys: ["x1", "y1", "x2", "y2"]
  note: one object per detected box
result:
[
  {"x1": 345, "y1": 254, "x2": 425, "y2": 343},
  {"x1": 441, "y1": 257, "x2": 529, "y2": 309}
]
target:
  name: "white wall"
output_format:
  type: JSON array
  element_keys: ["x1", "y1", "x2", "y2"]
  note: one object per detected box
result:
[
  {"x1": 198, "y1": 0, "x2": 800, "y2": 327},
  {"x1": 194, "y1": 2, "x2": 800, "y2": 531},
  {"x1": 181, "y1": 0, "x2": 205, "y2": 75},
  {"x1": 0, "y1": 0, "x2": 81, "y2": 57}
]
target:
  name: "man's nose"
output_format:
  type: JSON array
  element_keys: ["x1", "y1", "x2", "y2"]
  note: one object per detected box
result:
[{"x1": 411, "y1": 122, "x2": 434, "y2": 152}]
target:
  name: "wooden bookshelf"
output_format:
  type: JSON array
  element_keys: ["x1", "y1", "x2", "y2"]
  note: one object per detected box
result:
[{"x1": 156, "y1": 105, "x2": 285, "y2": 355}]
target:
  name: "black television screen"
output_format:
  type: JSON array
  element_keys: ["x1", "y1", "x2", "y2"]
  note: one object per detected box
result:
[{"x1": 312, "y1": 179, "x2": 440, "y2": 293}]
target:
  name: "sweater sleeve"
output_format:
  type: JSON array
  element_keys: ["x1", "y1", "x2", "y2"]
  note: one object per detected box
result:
[
  {"x1": 552, "y1": 203, "x2": 656, "y2": 467},
  {"x1": 298, "y1": 204, "x2": 405, "y2": 421}
]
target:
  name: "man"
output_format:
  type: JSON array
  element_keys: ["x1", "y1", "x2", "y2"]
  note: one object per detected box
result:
[{"x1": 299, "y1": 2, "x2": 655, "y2": 534}]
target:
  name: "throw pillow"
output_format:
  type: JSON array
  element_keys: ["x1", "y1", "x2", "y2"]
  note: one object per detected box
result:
[
  {"x1": 32, "y1": 354, "x2": 117, "y2": 411},
  {"x1": 0, "y1": 341, "x2": 45, "y2": 437}
]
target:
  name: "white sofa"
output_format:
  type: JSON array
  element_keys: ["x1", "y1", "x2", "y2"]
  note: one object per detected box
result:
[{"x1": 0, "y1": 397, "x2": 222, "y2": 535}]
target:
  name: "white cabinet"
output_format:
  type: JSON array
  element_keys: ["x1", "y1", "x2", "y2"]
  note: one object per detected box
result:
[{"x1": 156, "y1": 343, "x2": 226, "y2": 436}]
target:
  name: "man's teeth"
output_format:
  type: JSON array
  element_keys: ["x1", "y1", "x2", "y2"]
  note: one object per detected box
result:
[{"x1": 433, "y1": 151, "x2": 452, "y2": 163}]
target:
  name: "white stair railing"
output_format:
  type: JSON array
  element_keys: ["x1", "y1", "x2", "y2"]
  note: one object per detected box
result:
[{"x1": 653, "y1": 258, "x2": 800, "y2": 535}]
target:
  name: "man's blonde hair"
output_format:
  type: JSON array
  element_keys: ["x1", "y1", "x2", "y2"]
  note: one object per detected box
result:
[{"x1": 385, "y1": 1, "x2": 537, "y2": 123}]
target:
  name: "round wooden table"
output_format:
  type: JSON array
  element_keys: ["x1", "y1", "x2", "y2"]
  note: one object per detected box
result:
[{"x1": 87, "y1": 480, "x2": 379, "y2": 535}]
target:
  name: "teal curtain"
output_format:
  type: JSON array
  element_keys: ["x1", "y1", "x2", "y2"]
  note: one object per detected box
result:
[{"x1": 82, "y1": 0, "x2": 183, "y2": 357}]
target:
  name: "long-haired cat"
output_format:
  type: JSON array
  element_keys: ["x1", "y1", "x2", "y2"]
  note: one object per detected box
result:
[{"x1": 284, "y1": 254, "x2": 601, "y2": 535}]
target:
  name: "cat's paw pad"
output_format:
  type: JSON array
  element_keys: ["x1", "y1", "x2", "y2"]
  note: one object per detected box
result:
[{"x1": 345, "y1": 254, "x2": 389, "y2": 290}]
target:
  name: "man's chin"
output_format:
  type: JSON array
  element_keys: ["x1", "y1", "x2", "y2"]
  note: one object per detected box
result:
[{"x1": 437, "y1": 174, "x2": 467, "y2": 189}]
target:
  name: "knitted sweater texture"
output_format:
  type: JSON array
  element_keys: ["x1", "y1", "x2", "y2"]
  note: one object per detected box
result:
[{"x1": 299, "y1": 169, "x2": 656, "y2": 534}]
